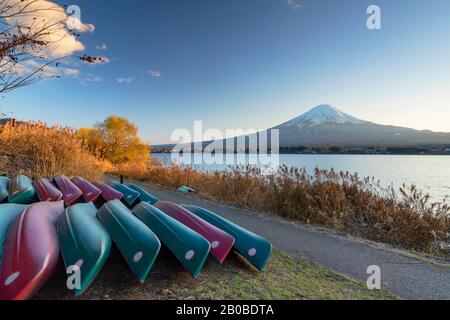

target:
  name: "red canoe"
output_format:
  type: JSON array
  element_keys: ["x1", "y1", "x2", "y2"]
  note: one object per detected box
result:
[
  {"x1": 0, "y1": 201, "x2": 64, "y2": 300},
  {"x1": 72, "y1": 177, "x2": 102, "y2": 203},
  {"x1": 92, "y1": 181, "x2": 123, "y2": 202},
  {"x1": 54, "y1": 175, "x2": 83, "y2": 206},
  {"x1": 155, "y1": 201, "x2": 235, "y2": 264},
  {"x1": 33, "y1": 178, "x2": 63, "y2": 202}
]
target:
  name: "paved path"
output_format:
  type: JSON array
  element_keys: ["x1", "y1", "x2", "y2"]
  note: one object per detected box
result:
[{"x1": 126, "y1": 179, "x2": 450, "y2": 300}]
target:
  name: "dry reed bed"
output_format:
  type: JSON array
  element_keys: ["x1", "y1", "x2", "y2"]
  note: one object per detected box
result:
[
  {"x1": 113, "y1": 162, "x2": 450, "y2": 256},
  {"x1": 0, "y1": 122, "x2": 110, "y2": 180}
]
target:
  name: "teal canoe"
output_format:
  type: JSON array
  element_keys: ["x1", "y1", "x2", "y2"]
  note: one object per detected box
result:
[
  {"x1": 8, "y1": 175, "x2": 36, "y2": 204},
  {"x1": 0, "y1": 204, "x2": 26, "y2": 266},
  {"x1": 97, "y1": 200, "x2": 161, "y2": 282},
  {"x1": 132, "y1": 202, "x2": 211, "y2": 278},
  {"x1": 57, "y1": 202, "x2": 112, "y2": 296},
  {"x1": 0, "y1": 177, "x2": 9, "y2": 203},
  {"x1": 182, "y1": 205, "x2": 272, "y2": 271},
  {"x1": 110, "y1": 182, "x2": 140, "y2": 207},
  {"x1": 127, "y1": 184, "x2": 158, "y2": 205}
]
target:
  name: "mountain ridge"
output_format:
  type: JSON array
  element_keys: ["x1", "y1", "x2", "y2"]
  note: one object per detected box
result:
[{"x1": 272, "y1": 104, "x2": 450, "y2": 147}]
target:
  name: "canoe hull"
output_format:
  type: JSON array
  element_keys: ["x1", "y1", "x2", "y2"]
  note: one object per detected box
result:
[
  {"x1": 0, "y1": 204, "x2": 26, "y2": 266},
  {"x1": 156, "y1": 201, "x2": 235, "y2": 264},
  {"x1": 57, "y1": 202, "x2": 111, "y2": 296},
  {"x1": 110, "y1": 182, "x2": 140, "y2": 207},
  {"x1": 182, "y1": 205, "x2": 272, "y2": 271},
  {"x1": 97, "y1": 200, "x2": 161, "y2": 282},
  {"x1": 132, "y1": 202, "x2": 211, "y2": 278},
  {"x1": 92, "y1": 181, "x2": 123, "y2": 202},
  {"x1": 0, "y1": 177, "x2": 9, "y2": 203},
  {"x1": 8, "y1": 175, "x2": 36, "y2": 204},
  {"x1": 0, "y1": 201, "x2": 64, "y2": 300},
  {"x1": 127, "y1": 184, "x2": 158, "y2": 205},
  {"x1": 54, "y1": 175, "x2": 83, "y2": 206},
  {"x1": 72, "y1": 177, "x2": 102, "y2": 203},
  {"x1": 33, "y1": 178, "x2": 63, "y2": 202}
]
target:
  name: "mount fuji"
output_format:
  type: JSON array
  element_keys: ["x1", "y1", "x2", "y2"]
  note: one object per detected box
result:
[{"x1": 274, "y1": 105, "x2": 450, "y2": 147}]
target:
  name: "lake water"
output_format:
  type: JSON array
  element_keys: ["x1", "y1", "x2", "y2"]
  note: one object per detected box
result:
[{"x1": 152, "y1": 153, "x2": 450, "y2": 201}]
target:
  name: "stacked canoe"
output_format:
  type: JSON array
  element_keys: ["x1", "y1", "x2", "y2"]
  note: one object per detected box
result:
[{"x1": 0, "y1": 174, "x2": 272, "y2": 300}]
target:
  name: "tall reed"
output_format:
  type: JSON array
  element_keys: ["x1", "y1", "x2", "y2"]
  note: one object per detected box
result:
[
  {"x1": 0, "y1": 122, "x2": 110, "y2": 180},
  {"x1": 113, "y1": 162, "x2": 450, "y2": 256}
]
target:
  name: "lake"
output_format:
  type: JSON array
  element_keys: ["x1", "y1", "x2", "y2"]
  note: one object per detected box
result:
[{"x1": 152, "y1": 153, "x2": 450, "y2": 201}]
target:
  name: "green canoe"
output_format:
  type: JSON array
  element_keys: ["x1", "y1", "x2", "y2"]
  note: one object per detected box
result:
[
  {"x1": 57, "y1": 202, "x2": 112, "y2": 296},
  {"x1": 110, "y1": 182, "x2": 140, "y2": 207},
  {"x1": 182, "y1": 205, "x2": 272, "y2": 271},
  {"x1": 127, "y1": 184, "x2": 158, "y2": 205},
  {"x1": 132, "y1": 202, "x2": 211, "y2": 278},
  {"x1": 0, "y1": 177, "x2": 9, "y2": 203},
  {"x1": 8, "y1": 175, "x2": 36, "y2": 204},
  {"x1": 97, "y1": 200, "x2": 161, "y2": 283},
  {"x1": 0, "y1": 204, "x2": 27, "y2": 266}
]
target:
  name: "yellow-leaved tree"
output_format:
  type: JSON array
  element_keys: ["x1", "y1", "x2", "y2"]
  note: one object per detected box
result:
[{"x1": 78, "y1": 116, "x2": 150, "y2": 164}]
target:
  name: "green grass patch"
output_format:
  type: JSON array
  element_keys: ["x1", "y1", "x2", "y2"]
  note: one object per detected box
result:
[{"x1": 36, "y1": 249, "x2": 397, "y2": 300}]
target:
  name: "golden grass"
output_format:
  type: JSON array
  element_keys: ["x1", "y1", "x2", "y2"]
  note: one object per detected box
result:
[
  {"x1": 0, "y1": 122, "x2": 111, "y2": 180},
  {"x1": 113, "y1": 161, "x2": 450, "y2": 256}
]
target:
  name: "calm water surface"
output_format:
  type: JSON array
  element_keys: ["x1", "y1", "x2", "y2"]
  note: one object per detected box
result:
[{"x1": 152, "y1": 153, "x2": 450, "y2": 201}]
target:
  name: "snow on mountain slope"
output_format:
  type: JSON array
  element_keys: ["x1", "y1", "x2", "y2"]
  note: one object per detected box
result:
[
  {"x1": 278, "y1": 104, "x2": 367, "y2": 129},
  {"x1": 273, "y1": 104, "x2": 450, "y2": 147}
]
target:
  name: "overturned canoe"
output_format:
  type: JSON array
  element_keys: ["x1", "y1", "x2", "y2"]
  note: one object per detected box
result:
[
  {"x1": 92, "y1": 181, "x2": 123, "y2": 202},
  {"x1": 72, "y1": 177, "x2": 102, "y2": 203},
  {"x1": 0, "y1": 201, "x2": 64, "y2": 300},
  {"x1": 0, "y1": 204, "x2": 26, "y2": 266},
  {"x1": 97, "y1": 200, "x2": 160, "y2": 283},
  {"x1": 8, "y1": 175, "x2": 36, "y2": 204},
  {"x1": 156, "y1": 201, "x2": 235, "y2": 264},
  {"x1": 132, "y1": 202, "x2": 211, "y2": 278},
  {"x1": 0, "y1": 176, "x2": 9, "y2": 203},
  {"x1": 110, "y1": 182, "x2": 140, "y2": 207},
  {"x1": 33, "y1": 178, "x2": 63, "y2": 202},
  {"x1": 182, "y1": 205, "x2": 272, "y2": 271},
  {"x1": 127, "y1": 184, "x2": 158, "y2": 205},
  {"x1": 54, "y1": 175, "x2": 83, "y2": 206},
  {"x1": 57, "y1": 202, "x2": 111, "y2": 296}
]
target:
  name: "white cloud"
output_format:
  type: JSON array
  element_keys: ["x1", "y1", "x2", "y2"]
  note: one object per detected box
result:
[
  {"x1": 287, "y1": 0, "x2": 302, "y2": 10},
  {"x1": 86, "y1": 74, "x2": 104, "y2": 82},
  {"x1": 148, "y1": 70, "x2": 161, "y2": 78},
  {"x1": 2, "y1": 60, "x2": 79, "y2": 79},
  {"x1": 96, "y1": 43, "x2": 108, "y2": 50},
  {"x1": 2, "y1": 0, "x2": 96, "y2": 58},
  {"x1": 63, "y1": 68, "x2": 80, "y2": 76},
  {"x1": 117, "y1": 77, "x2": 135, "y2": 84}
]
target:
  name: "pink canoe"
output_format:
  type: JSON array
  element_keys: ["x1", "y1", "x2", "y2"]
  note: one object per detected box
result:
[
  {"x1": 54, "y1": 175, "x2": 83, "y2": 206},
  {"x1": 155, "y1": 201, "x2": 235, "y2": 264},
  {"x1": 0, "y1": 201, "x2": 64, "y2": 300},
  {"x1": 33, "y1": 178, "x2": 63, "y2": 202},
  {"x1": 72, "y1": 176, "x2": 102, "y2": 203},
  {"x1": 92, "y1": 181, "x2": 123, "y2": 202}
]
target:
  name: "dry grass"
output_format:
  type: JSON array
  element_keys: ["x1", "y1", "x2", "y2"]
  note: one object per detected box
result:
[
  {"x1": 113, "y1": 162, "x2": 450, "y2": 256},
  {"x1": 0, "y1": 122, "x2": 111, "y2": 180}
]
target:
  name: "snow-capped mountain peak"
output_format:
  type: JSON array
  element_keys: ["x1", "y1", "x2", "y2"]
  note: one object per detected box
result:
[{"x1": 280, "y1": 104, "x2": 366, "y2": 129}]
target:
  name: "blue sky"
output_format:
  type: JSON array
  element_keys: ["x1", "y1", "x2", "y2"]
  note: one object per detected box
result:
[{"x1": 3, "y1": 0, "x2": 450, "y2": 144}]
